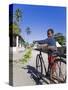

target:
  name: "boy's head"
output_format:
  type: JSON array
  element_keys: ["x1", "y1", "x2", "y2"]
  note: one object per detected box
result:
[{"x1": 47, "y1": 28, "x2": 54, "y2": 38}]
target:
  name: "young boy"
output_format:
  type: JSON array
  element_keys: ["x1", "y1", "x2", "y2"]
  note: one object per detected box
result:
[{"x1": 37, "y1": 28, "x2": 57, "y2": 79}]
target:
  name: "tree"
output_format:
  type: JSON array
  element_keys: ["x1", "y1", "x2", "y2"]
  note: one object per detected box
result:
[
  {"x1": 25, "y1": 27, "x2": 31, "y2": 45},
  {"x1": 25, "y1": 27, "x2": 31, "y2": 35},
  {"x1": 9, "y1": 22, "x2": 21, "y2": 35},
  {"x1": 54, "y1": 33, "x2": 65, "y2": 45},
  {"x1": 9, "y1": 8, "x2": 22, "y2": 35},
  {"x1": 15, "y1": 8, "x2": 22, "y2": 24}
]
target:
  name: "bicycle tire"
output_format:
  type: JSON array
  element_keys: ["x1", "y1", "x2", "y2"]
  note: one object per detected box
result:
[
  {"x1": 41, "y1": 56, "x2": 47, "y2": 76},
  {"x1": 36, "y1": 54, "x2": 43, "y2": 77},
  {"x1": 51, "y1": 58, "x2": 66, "y2": 83}
]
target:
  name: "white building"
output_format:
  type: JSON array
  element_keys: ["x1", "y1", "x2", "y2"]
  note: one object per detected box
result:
[{"x1": 9, "y1": 34, "x2": 25, "y2": 52}]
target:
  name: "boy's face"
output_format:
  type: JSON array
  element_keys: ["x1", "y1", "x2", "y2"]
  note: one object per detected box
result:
[{"x1": 47, "y1": 31, "x2": 53, "y2": 38}]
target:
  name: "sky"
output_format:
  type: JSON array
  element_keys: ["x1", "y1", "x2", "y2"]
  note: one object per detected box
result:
[{"x1": 11, "y1": 4, "x2": 66, "y2": 43}]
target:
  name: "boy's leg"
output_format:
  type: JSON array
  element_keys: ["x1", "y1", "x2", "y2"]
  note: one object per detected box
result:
[{"x1": 50, "y1": 56, "x2": 58, "y2": 79}]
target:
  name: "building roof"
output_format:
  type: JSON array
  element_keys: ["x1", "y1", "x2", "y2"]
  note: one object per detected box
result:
[{"x1": 9, "y1": 33, "x2": 25, "y2": 42}]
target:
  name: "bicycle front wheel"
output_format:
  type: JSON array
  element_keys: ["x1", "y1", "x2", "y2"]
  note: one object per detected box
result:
[{"x1": 36, "y1": 54, "x2": 43, "y2": 76}]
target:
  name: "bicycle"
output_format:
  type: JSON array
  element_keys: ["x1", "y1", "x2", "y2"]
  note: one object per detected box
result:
[{"x1": 36, "y1": 48, "x2": 66, "y2": 83}]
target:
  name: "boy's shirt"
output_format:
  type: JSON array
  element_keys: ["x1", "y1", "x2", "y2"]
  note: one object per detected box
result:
[
  {"x1": 37, "y1": 37, "x2": 56, "y2": 46},
  {"x1": 36, "y1": 37, "x2": 56, "y2": 55}
]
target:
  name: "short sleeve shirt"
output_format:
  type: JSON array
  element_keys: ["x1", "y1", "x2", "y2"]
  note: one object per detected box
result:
[
  {"x1": 44, "y1": 37, "x2": 56, "y2": 46},
  {"x1": 37, "y1": 37, "x2": 56, "y2": 54},
  {"x1": 38, "y1": 37, "x2": 56, "y2": 46}
]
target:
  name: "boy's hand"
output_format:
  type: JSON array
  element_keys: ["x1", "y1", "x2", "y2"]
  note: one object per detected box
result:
[{"x1": 37, "y1": 44, "x2": 48, "y2": 49}]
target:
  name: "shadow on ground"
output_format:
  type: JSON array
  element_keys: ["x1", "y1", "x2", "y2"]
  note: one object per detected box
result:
[{"x1": 22, "y1": 65, "x2": 55, "y2": 85}]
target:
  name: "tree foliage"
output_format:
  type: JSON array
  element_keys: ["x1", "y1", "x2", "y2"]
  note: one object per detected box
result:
[
  {"x1": 9, "y1": 22, "x2": 21, "y2": 34},
  {"x1": 9, "y1": 8, "x2": 22, "y2": 35},
  {"x1": 54, "y1": 33, "x2": 65, "y2": 45},
  {"x1": 15, "y1": 8, "x2": 22, "y2": 23},
  {"x1": 26, "y1": 27, "x2": 31, "y2": 35}
]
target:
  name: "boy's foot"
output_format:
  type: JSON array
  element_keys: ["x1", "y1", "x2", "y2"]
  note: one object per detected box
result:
[
  {"x1": 50, "y1": 72, "x2": 58, "y2": 81},
  {"x1": 57, "y1": 75, "x2": 65, "y2": 82}
]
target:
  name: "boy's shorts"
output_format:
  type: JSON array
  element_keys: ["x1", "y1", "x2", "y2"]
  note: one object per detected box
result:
[
  {"x1": 48, "y1": 55, "x2": 56, "y2": 64},
  {"x1": 48, "y1": 50, "x2": 58, "y2": 64}
]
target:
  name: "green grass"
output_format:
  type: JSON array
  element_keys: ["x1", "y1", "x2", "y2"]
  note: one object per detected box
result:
[{"x1": 21, "y1": 48, "x2": 32, "y2": 64}]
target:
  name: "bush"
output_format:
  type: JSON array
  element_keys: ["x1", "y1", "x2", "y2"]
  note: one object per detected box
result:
[{"x1": 21, "y1": 48, "x2": 32, "y2": 64}]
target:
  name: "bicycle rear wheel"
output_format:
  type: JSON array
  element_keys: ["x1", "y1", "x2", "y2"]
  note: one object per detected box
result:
[{"x1": 51, "y1": 58, "x2": 66, "y2": 83}]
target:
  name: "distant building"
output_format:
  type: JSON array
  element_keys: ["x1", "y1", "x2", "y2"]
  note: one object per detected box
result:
[{"x1": 9, "y1": 34, "x2": 25, "y2": 52}]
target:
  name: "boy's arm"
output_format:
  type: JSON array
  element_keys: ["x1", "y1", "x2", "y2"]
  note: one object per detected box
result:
[
  {"x1": 48, "y1": 46, "x2": 57, "y2": 50},
  {"x1": 40, "y1": 44, "x2": 48, "y2": 47},
  {"x1": 38, "y1": 44, "x2": 57, "y2": 51},
  {"x1": 38, "y1": 44, "x2": 48, "y2": 49}
]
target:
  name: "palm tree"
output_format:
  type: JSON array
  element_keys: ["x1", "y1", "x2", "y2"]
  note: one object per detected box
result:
[
  {"x1": 10, "y1": 8, "x2": 22, "y2": 35},
  {"x1": 25, "y1": 27, "x2": 31, "y2": 45},
  {"x1": 9, "y1": 8, "x2": 24, "y2": 47},
  {"x1": 15, "y1": 8, "x2": 22, "y2": 24},
  {"x1": 26, "y1": 27, "x2": 31, "y2": 35},
  {"x1": 14, "y1": 8, "x2": 22, "y2": 34}
]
